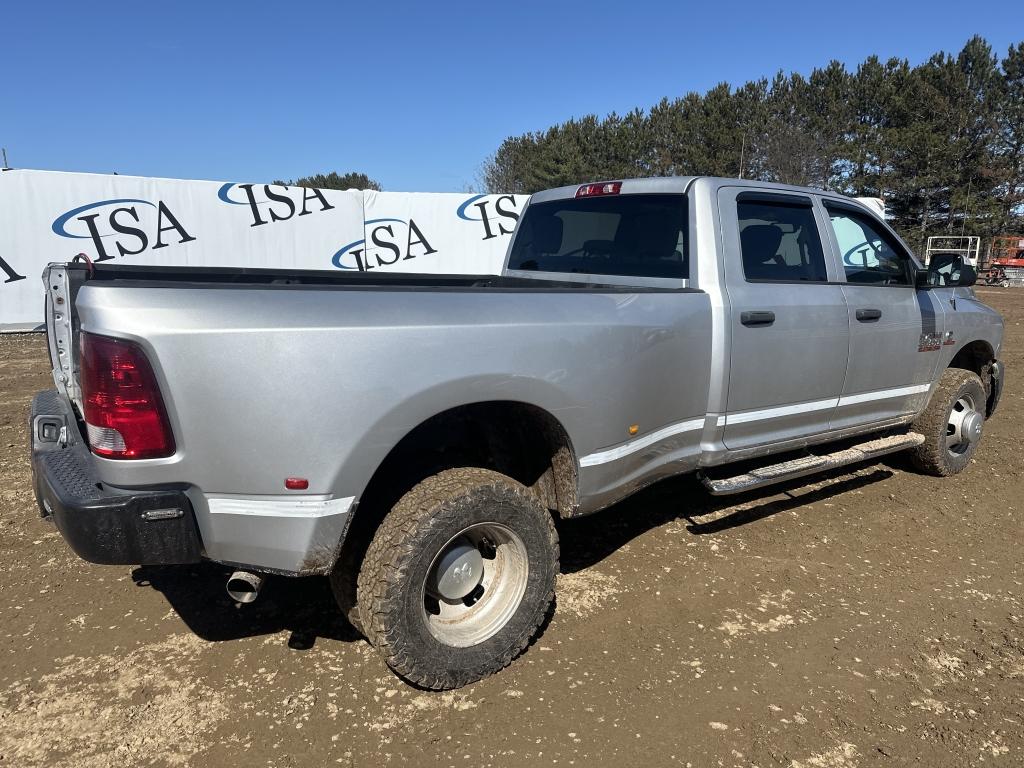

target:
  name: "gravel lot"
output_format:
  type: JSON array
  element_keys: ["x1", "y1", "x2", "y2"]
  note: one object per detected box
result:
[{"x1": 1, "y1": 290, "x2": 1022, "y2": 768}]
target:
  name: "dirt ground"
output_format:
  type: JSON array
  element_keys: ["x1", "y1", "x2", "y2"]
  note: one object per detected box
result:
[{"x1": 1, "y1": 290, "x2": 1022, "y2": 768}]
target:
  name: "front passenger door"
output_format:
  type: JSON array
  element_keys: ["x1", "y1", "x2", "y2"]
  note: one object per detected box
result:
[{"x1": 823, "y1": 201, "x2": 940, "y2": 429}]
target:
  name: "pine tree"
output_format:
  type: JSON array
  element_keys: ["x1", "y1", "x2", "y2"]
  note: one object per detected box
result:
[
  {"x1": 273, "y1": 171, "x2": 382, "y2": 191},
  {"x1": 481, "y1": 36, "x2": 1024, "y2": 242}
]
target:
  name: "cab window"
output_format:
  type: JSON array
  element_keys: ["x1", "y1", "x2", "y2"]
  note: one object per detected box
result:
[
  {"x1": 737, "y1": 197, "x2": 828, "y2": 282},
  {"x1": 507, "y1": 194, "x2": 687, "y2": 279},
  {"x1": 826, "y1": 205, "x2": 912, "y2": 285}
]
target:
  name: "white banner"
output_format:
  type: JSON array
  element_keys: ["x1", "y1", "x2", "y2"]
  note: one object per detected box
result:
[{"x1": 0, "y1": 169, "x2": 527, "y2": 330}]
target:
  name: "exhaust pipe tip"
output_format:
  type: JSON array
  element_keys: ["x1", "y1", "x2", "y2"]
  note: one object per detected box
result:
[{"x1": 227, "y1": 571, "x2": 264, "y2": 604}]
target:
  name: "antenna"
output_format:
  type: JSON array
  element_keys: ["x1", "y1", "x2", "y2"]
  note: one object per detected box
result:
[{"x1": 960, "y1": 177, "x2": 972, "y2": 238}]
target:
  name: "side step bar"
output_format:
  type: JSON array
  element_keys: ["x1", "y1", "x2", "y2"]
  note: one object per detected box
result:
[{"x1": 700, "y1": 432, "x2": 925, "y2": 496}]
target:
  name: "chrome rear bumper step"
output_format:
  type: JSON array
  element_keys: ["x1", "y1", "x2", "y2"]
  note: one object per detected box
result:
[{"x1": 700, "y1": 432, "x2": 925, "y2": 496}]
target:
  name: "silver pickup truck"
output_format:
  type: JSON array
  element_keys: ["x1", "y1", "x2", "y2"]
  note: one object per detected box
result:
[{"x1": 30, "y1": 176, "x2": 1005, "y2": 689}]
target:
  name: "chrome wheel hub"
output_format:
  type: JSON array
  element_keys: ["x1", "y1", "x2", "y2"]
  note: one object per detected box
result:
[
  {"x1": 429, "y1": 538, "x2": 484, "y2": 601},
  {"x1": 947, "y1": 395, "x2": 982, "y2": 455}
]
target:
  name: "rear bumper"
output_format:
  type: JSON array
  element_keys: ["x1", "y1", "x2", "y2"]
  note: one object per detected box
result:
[{"x1": 30, "y1": 390, "x2": 202, "y2": 566}]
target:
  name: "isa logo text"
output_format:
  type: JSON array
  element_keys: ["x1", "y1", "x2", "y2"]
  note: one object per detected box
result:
[
  {"x1": 51, "y1": 198, "x2": 196, "y2": 261},
  {"x1": 456, "y1": 194, "x2": 521, "y2": 241},
  {"x1": 333, "y1": 219, "x2": 437, "y2": 271},
  {"x1": 218, "y1": 183, "x2": 334, "y2": 227}
]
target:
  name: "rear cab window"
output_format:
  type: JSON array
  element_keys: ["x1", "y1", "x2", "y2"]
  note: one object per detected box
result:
[{"x1": 506, "y1": 194, "x2": 688, "y2": 280}]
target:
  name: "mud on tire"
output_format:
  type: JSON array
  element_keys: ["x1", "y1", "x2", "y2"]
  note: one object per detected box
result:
[
  {"x1": 910, "y1": 368, "x2": 987, "y2": 477},
  {"x1": 356, "y1": 468, "x2": 558, "y2": 690}
]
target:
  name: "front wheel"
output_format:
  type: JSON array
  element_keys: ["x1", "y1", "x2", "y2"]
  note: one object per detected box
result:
[
  {"x1": 356, "y1": 468, "x2": 558, "y2": 689},
  {"x1": 910, "y1": 368, "x2": 986, "y2": 476}
]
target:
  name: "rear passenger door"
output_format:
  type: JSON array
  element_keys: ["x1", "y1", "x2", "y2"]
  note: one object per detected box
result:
[
  {"x1": 718, "y1": 189, "x2": 850, "y2": 450},
  {"x1": 822, "y1": 201, "x2": 938, "y2": 429}
]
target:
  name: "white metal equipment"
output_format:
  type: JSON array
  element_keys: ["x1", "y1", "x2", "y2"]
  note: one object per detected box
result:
[{"x1": 924, "y1": 235, "x2": 981, "y2": 268}]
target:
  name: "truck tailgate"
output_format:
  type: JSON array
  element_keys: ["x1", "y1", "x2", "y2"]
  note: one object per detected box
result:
[{"x1": 42, "y1": 262, "x2": 87, "y2": 413}]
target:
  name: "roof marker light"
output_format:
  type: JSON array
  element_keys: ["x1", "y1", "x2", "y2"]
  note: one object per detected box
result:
[{"x1": 576, "y1": 181, "x2": 622, "y2": 198}]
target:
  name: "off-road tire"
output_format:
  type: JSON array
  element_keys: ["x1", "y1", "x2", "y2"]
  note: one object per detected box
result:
[
  {"x1": 910, "y1": 368, "x2": 986, "y2": 476},
  {"x1": 356, "y1": 468, "x2": 558, "y2": 689}
]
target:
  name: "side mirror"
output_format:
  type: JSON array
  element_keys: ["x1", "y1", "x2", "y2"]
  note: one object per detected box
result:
[
  {"x1": 920, "y1": 253, "x2": 977, "y2": 288},
  {"x1": 957, "y1": 264, "x2": 977, "y2": 287}
]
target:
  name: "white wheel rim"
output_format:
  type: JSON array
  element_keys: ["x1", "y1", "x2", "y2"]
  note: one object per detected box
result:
[
  {"x1": 420, "y1": 522, "x2": 529, "y2": 648},
  {"x1": 946, "y1": 393, "x2": 982, "y2": 456}
]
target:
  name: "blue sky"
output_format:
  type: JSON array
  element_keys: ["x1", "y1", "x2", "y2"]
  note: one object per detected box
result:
[{"x1": 3, "y1": 0, "x2": 1023, "y2": 192}]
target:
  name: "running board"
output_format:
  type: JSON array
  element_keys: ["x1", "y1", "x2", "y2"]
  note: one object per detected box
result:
[{"x1": 700, "y1": 432, "x2": 925, "y2": 496}]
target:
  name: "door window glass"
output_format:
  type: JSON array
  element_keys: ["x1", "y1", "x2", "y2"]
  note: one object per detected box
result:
[
  {"x1": 737, "y1": 200, "x2": 828, "y2": 282},
  {"x1": 826, "y1": 206, "x2": 912, "y2": 285}
]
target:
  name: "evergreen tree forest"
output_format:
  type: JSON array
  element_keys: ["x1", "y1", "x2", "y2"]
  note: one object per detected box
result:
[{"x1": 482, "y1": 37, "x2": 1024, "y2": 253}]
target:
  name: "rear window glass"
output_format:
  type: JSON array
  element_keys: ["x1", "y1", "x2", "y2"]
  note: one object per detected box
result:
[{"x1": 507, "y1": 194, "x2": 687, "y2": 279}]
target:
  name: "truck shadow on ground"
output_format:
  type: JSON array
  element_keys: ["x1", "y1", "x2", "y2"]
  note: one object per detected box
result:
[
  {"x1": 132, "y1": 564, "x2": 361, "y2": 648},
  {"x1": 134, "y1": 460, "x2": 898, "y2": 648},
  {"x1": 557, "y1": 463, "x2": 897, "y2": 574}
]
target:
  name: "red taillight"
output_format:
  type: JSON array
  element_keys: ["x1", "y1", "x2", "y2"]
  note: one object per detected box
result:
[
  {"x1": 575, "y1": 181, "x2": 622, "y2": 198},
  {"x1": 80, "y1": 333, "x2": 175, "y2": 460}
]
